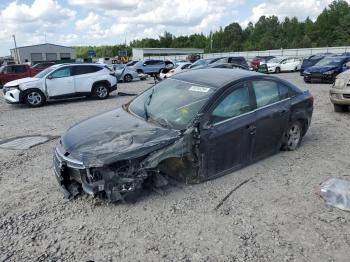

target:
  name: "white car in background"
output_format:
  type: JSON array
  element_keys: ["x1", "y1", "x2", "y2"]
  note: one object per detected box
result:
[
  {"x1": 159, "y1": 62, "x2": 192, "y2": 79},
  {"x1": 263, "y1": 57, "x2": 302, "y2": 73},
  {"x1": 2, "y1": 64, "x2": 117, "y2": 107}
]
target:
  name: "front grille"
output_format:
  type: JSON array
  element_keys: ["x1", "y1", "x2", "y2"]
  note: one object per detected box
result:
[{"x1": 343, "y1": 94, "x2": 350, "y2": 99}]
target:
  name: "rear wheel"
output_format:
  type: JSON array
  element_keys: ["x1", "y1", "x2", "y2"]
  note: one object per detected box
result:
[
  {"x1": 282, "y1": 121, "x2": 303, "y2": 151},
  {"x1": 334, "y1": 104, "x2": 349, "y2": 112},
  {"x1": 93, "y1": 84, "x2": 109, "y2": 99},
  {"x1": 25, "y1": 90, "x2": 45, "y2": 107},
  {"x1": 123, "y1": 74, "x2": 132, "y2": 82}
]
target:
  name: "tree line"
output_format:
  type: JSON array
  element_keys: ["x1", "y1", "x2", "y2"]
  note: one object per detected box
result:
[{"x1": 75, "y1": 0, "x2": 350, "y2": 58}]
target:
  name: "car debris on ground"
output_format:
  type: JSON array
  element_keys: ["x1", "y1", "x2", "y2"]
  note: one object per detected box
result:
[{"x1": 317, "y1": 178, "x2": 350, "y2": 211}]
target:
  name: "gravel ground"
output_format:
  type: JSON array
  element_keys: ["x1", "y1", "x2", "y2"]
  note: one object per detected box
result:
[{"x1": 0, "y1": 73, "x2": 349, "y2": 262}]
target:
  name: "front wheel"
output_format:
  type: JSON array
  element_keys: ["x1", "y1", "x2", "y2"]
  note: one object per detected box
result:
[
  {"x1": 25, "y1": 90, "x2": 46, "y2": 107},
  {"x1": 93, "y1": 84, "x2": 109, "y2": 99},
  {"x1": 281, "y1": 121, "x2": 303, "y2": 151},
  {"x1": 123, "y1": 74, "x2": 132, "y2": 82},
  {"x1": 275, "y1": 67, "x2": 281, "y2": 73}
]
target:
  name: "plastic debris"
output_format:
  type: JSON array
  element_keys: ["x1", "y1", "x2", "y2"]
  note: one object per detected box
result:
[{"x1": 318, "y1": 178, "x2": 350, "y2": 211}]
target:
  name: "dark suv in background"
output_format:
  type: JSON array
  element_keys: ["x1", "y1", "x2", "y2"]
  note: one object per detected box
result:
[{"x1": 215, "y1": 56, "x2": 249, "y2": 70}]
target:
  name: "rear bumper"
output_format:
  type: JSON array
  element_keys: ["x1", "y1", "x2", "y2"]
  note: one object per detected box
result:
[{"x1": 109, "y1": 84, "x2": 117, "y2": 92}]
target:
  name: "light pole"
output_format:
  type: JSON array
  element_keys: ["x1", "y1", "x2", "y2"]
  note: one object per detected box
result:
[{"x1": 12, "y1": 34, "x2": 20, "y2": 63}]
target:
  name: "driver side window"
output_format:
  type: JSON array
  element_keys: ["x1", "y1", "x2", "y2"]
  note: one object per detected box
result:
[
  {"x1": 211, "y1": 83, "x2": 251, "y2": 123},
  {"x1": 50, "y1": 67, "x2": 71, "y2": 78}
]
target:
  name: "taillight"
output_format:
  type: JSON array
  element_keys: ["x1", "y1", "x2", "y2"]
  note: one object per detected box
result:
[{"x1": 309, "y1": 96, "x2": 314, "y2": 105}]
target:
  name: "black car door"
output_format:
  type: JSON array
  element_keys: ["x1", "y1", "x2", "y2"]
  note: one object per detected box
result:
[
  {"x1": 199, "y1": 81, "x2": 256, "y2": 178},
  {"x1": 251, "y1": 79, "x2": 291, "y2": 161}
]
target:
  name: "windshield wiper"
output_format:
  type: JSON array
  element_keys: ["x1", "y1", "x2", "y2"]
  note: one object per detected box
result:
[
  {"x1": 154, "y1": 117, "x2": 173, "y2": 129},
  {"x1": 144, "y1": 87, "x2": 155, "y2": 121}
]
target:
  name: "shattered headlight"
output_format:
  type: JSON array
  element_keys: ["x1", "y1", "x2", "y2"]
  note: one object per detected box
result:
[
  {"x1": 323, "y1": 70, "x2": 335, "y2": 75},
  {"x1": 3, "y1": 85, "x2": 19, "y2": 94}
]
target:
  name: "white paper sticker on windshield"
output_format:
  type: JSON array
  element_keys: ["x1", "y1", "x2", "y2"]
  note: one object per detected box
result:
[{"x1": 189, "y1": 86, "x2": 210, "y2": 93}]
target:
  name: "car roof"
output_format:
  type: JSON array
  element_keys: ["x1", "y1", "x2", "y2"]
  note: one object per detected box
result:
[{"x1": 172, "y1": 68, "x2": 261, "y2": 89}]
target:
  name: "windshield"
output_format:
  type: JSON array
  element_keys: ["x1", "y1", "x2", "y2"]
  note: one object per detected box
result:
[
  {"x1": 128, "y1": 79, "x2": 214, "y2": 130},
  {"x1": 114, "y1": 64, "x2": 125, "y2": 70},
  {"x1": 316, "y1": 57, "x2": 344, "y2": 67},
  {"x1": 190, "y1": 59, "x2": 207, "y2": 68},
  {"x1": 34, "y1": 67, "x2": 56, "y2": 78}
]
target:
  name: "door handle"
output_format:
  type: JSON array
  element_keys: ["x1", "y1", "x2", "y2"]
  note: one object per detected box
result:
[
  {"x1": 280, "y1": 109, "x2": 287, "y2": 115},
  {"x1": 247, "y1": 125, "x2": 256, "y2": 135}
]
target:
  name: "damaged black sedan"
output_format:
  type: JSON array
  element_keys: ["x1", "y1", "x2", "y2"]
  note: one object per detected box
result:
[{"x1": 53, "y1": 69, "x2": 313, "y2": 202}]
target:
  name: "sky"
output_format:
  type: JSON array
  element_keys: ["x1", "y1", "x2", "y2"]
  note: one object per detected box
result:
[{"x1": 0, "y1": 0, "x2": 343, "y2": 56}]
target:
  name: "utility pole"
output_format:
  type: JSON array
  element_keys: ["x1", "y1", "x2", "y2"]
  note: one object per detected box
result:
[{"x1": 12, "y1": 34, "x2": 20, "y2": 64}]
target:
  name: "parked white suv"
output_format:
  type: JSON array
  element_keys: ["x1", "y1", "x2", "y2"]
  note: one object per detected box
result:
[{"x1": 2, "y1": 63, "x2": 117, "y2": 107}]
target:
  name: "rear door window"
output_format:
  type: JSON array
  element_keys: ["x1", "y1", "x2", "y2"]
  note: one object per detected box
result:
[
  {"x1": 73, "y1": 66, "x2": 102, "y2": 75},
  {"x1": 14, "y1": 66, "x2": 27, "y2": 73},
  {"x1": 253, "y1": 80, "x2": 292, "y2": 108}
]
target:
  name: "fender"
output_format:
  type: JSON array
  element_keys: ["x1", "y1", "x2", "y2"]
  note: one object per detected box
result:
[
  {"x1": 19, "y1": 88, "x2": 46, "y2": 103},
  {"x1": 91, "y1": 80, "x2": 112, "y2": 93}
]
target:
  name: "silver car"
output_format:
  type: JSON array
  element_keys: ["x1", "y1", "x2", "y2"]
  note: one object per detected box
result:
[
  {"x1": 109, "y1": 64, "x2": 139, "y2": 82},
  {"x1": 330, "y1": 65, "x2": 350, "y2": 112}
]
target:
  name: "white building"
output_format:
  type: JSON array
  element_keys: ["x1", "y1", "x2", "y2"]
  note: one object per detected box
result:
[
  {"x1": 132, "y1": 48, "x2": 204, "y2": 60},
  {"x1": 10, "y1": 43, "x2": 76, "y2": 64}
]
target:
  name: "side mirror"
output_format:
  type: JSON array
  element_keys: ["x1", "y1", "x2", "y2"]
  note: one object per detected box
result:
[
  {"x1": 47, "y1": 75, "x2": 53, "y2": 80},
  {"x1": 202, "y1": 121, "x2": 213, "y2": 130},
  {"x1": 143, "y1": 63, "x2": 147, "y2": 66}
]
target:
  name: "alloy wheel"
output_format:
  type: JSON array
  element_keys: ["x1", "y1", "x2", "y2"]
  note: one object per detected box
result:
[
  {"x1": 287, "y1": 123, "x2": 301, "y2": 150},
  {"x1": 96, "y1": 86, "x2": 108, "y2": 98},
  {"x1": 27, "y1": 92, "x2": 42, "y2": 106}
]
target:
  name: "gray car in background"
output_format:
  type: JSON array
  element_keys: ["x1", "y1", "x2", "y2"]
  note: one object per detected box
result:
[{"x1": 133, "y1": 59, "x2": 174, "y2": 75}]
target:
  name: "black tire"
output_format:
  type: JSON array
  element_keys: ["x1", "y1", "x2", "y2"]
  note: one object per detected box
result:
[
  {"x1": 93, "y1": 84, "x2": 109, "y2": 99},
  {"x1": 24, "y1": 90, "x2": 46, "y2": 107},
  {"x1": 275, "y1": 67, "x2": 281, "y2": 73},
  {"x1": 334, "y1": 104, "x2": 349, "y2": 112},
  {"x1": 136, "y1": 69, "x2": 144, "y2": 74},
  {"x1": 123, "y1": 74, "x2": 132, "y2": 82},
  {"x1": 281, "y1": 121, "x2": 303, "y2": 151}
]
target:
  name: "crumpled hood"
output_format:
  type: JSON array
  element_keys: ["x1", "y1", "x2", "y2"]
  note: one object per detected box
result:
[
  {"x1": 306, "y1": 65, "x2": 337, "y2": 73},
  {"x1": 61, "y1": 107, "x2": 181, "y2": 167},
  {"x1": 4, "y1": 77, "x2": 39, "y2": 87}
]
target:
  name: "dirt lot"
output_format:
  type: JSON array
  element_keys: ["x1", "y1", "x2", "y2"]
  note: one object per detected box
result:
[{"x1": 0, "y1": 73, "x2": 349, "y2": 262}]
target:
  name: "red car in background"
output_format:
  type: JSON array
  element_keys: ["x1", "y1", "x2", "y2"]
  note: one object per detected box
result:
[
  {"x1": 0, "y1": 64, "x2": 43, "y2": 87},
  {"x1": 250, "y1": 56, "x2": 275, "y2": 71}
]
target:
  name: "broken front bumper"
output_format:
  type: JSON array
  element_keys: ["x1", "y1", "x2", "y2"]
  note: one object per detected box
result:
[
  {"x1": 53, "y1": 147, "x2": 145, "y2": 202},
  {"x1": 53, "y1": 147, "x2": 87, "y2": 199}
]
